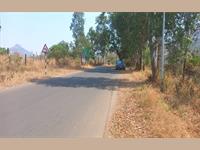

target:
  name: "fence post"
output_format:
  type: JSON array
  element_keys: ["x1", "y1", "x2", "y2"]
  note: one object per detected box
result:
[
  {"x1": 25, "y1": 54, "x2": 27, "y2": 65},
  {"x1": 32, "y1": 54, "x2": 35, "y2": 62},
  {"x1": 8, "y1": 54, "x2": 11, "y2": 65}
]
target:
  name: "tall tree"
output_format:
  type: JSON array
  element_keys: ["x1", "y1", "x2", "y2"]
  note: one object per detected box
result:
[
  {"x1": 147, "y1": 13, "x2": 163, "y2": 81},
  {"x1": 70, "y1": 12, "x2": 86, "y2": 57},
  {"x1": 95, "y1": 12, "x2": 110, "y2": 59},
  {"x1": 165, "y1": 13, "x2": 198, "y2": 78},
  {"x1": 109, "y1": 12, "x2": 149, "y2": 70},
  {"x1": 107, "y1": 12, "x2": 199, "y2": 82},
  {"x1": 87, "y1": 27, "x2": 99, "y2": 54}
]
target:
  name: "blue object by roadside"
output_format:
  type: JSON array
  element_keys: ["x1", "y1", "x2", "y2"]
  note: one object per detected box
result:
[{"x1": 115, "y1": 60, "x2": 126, "y2": 70}]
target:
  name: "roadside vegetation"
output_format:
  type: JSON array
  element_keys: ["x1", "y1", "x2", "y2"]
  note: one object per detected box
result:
[
  {"x1": 105, "y1": 70, "x2": 200, "y2": 137},
  {"x1": 102, "y1": 12, "x2": 200, "y2": 138},
  {"x1": 0, "y1": 12, "x2": 116, "y2": 89},
  {"x1": 1, "y1": 12, "x2": 200, "y2": 137},
  {"x1": 0, "y1": 12, "x2": 105, "y2": 89},
  {"x1": 0, "y1": 53, "x2": 81, "y2": 89}
]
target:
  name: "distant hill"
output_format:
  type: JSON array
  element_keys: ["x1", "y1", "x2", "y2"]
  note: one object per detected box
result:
[{"x1": 9, "y1": 44, "x2": 33, "y2": 56}]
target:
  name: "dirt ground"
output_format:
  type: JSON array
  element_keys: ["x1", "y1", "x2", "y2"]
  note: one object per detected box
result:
[{"x1": 104, "y1": 69, "x2": 200, "y2": 138}]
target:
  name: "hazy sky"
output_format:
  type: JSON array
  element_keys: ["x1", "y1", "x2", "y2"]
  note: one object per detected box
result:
[{"x1": 0, "y1": 12, "x2": 101, "y2": 54}]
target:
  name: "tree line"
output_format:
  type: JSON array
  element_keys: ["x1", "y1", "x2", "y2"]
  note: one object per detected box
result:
[
  {"x1": 58, "y1": 12, "x2": 199, "y2": 82},
  {"x1": 2, "y1": 12, "x2": 198, "y2": 83},
  {"x1": 108, "y1": 12, "x2": 200, "y2": 81}
]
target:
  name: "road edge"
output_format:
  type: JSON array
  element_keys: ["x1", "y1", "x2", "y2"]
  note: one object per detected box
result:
[{"x1": 103, "y1": 75, "x2": 121, "y2": 138}]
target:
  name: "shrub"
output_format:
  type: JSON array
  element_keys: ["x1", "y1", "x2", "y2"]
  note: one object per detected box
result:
[
  {"x1": 189, "y1": 55, "x2": 200, "y2": 66},
  {"x1": 48, "y1": 44, "x2": 68, "y2": 65}
]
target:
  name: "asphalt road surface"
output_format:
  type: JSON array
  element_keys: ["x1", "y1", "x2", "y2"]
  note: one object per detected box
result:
[{"x1": 0, "y1": 66, "x2": 122, "y2": 137}]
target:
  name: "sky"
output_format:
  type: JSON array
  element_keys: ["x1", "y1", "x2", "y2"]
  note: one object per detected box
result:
[{"x1": 0, "y1": 12, "x2": 101, "y2": 54}]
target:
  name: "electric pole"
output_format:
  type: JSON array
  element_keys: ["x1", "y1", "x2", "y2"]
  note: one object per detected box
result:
[{"x1": 160, "y1": 12, "x2": 165, "y2": 92}]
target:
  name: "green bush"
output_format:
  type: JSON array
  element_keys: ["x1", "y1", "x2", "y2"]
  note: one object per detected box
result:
[
  {"x1": 0, "y1": 47, "x2": 8, "y2": 55},
  {"x1": 48, "y1": 43, "x2": 69, "y2": 65},
  {"x1": 189, "y1": 55, "x2": 200, "y2": 66}
]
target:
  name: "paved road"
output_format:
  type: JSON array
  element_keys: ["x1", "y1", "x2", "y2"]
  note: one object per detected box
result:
[{"x1": 0, "y1": 66, "x2": 121, "y2": 137}]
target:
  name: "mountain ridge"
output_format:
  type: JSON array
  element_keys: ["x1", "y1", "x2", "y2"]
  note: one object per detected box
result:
[{"x1": 10, "y1": 44, "x2": 33, "y2": 56}]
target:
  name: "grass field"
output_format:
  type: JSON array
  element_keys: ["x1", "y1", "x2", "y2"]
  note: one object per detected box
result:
[{"x1": 0, "y1": 54, "x2": 82, "y2": 89}]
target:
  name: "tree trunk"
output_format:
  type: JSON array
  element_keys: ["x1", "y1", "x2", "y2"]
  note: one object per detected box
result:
[
  {"x1": 182, "y1": 59, "x2": 186, "y2": 80},
  {"x1": 182, "y1": 47, "x2": 189, "y2": 80},
  {"x1": 140, "y1": 48, "x2": 145, "y2": 71},
  {"x1": 157, "y1": 40, "x2": 161, "y2": 74},
  {"x1": 142, "y1": 47, "x2": 145, "y2": 71},
  {"x1": 135, "y1": 50, "x2": 142, "y2": 70},
  {"x1": 150, "y1": 42, "x2": 159, "y2": 82},
  {"x1": 138, "y1": 51, "x2": 142, "y2": 71}
]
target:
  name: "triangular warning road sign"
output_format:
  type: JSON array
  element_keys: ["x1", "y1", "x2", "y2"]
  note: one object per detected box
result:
[{"x1": 42, "y1": 44, "x2": 49, "y2": 54}]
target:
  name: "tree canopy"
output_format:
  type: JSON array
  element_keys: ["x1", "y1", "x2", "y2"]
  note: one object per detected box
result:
[{"x1": 69, "y1": 12, "x2": 200, "y2": 82}]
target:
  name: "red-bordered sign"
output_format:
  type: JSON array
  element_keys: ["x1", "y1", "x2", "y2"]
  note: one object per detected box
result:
[{"x1": 42, "y1": 44, "x2": 49, "y2": 54}]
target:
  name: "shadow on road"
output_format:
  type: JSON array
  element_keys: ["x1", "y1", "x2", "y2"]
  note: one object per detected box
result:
[
  {"x1": 83, "y1": 66, "x2": 133, "y2": 75},
  {"x1": 31, "y1": 76, "x2": 146, "y2": 91},
  {"x1": 30, "y1": 66, "x2": 146, "y2": 91}
]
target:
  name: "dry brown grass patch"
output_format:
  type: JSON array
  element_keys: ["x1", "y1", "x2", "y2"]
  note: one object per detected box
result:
[
  {"x1": 0, "y1": 55, "x2": 81, "y2": 89},
  {"x1": 106, "y1": 70, "x2": 193, "y2": 138}
]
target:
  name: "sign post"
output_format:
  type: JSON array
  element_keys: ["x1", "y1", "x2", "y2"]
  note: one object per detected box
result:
[{"x1": 42, "y1": 44, "x2": 49, "y2": 75}]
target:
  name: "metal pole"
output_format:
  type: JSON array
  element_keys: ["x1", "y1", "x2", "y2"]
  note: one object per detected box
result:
[{"x1": 160, "y1": 12, "x2": 165, "y2": 92}]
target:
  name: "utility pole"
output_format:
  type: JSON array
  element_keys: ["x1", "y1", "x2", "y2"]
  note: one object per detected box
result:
[{"x1": 160, "y1": 12, "x2": 165, "y2": 92}]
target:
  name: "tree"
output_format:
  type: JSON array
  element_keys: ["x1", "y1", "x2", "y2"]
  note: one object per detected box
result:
[
  {"x1": 109, "y1": 12, "x2": 149, "y2": 70},
  {"x1": 103, "y1": 12, "x2": 199, "y2": 83},
  {"x1": 48, "y1": 41, "x2": 69, "y2": 65},
  {"x1": 165, "y1": 13, "x2": 198, "y2": 78},
  {"x1": 0, "y1": 47, "x2": 7, "y2": 55},
  {"x1": 87, "y1": 27, "x2": 98, "y2": 52},
  {"x1": 70, "y1": 12, "x2": 86, "y2": 58},
  {"x1": 147, "y1": 13, "x2": 163, "y2": 81},
  {"x1": 108, "y1": 13, "x2": 122, "y2": 59},
  {"x1": 95, "y1": 12, "x2": 110, "y2": 59},
  {"x1": 70, "y1": 12, "x2": 85, "y2": 40}
]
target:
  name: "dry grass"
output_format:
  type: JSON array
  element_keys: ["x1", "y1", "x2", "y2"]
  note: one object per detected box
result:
[
  {"x1": 163, "y1": 73, "x2": 200, "y2": 137},
  {"x1": 82, "y1": 64, "x2": 95, "y2": 69},
  {"x1": 0, "y1": 54, "x2": 81, "y2": 89},
  {"x1": 105, "y1": 69, "x2": 200, "y2": 138}
]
